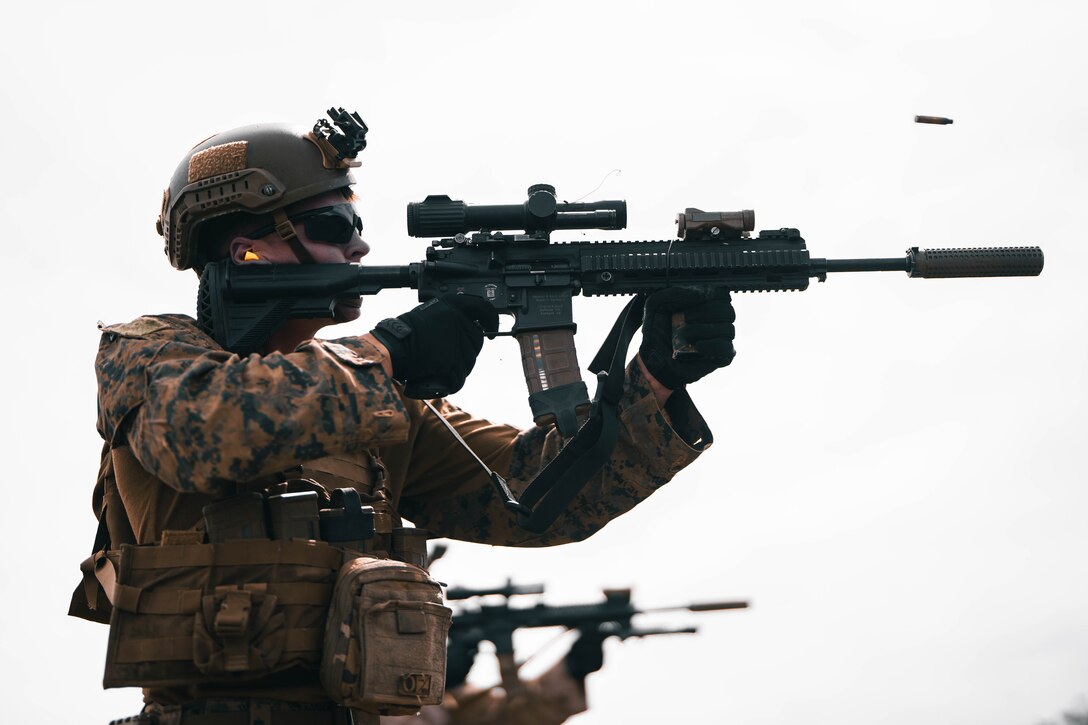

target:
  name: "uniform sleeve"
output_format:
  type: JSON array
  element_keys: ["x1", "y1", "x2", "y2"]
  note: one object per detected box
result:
[
  {"x1": 396, "y1": 359, "x2": 712, "y2": 546},
  {"x1": 96, "y1": 316, "x2": 411, "y2": 494}
]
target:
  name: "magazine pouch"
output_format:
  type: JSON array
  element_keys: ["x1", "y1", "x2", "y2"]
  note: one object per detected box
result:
[{"x1": 103, "y1": 540, "x2": 341, "y2": 688}]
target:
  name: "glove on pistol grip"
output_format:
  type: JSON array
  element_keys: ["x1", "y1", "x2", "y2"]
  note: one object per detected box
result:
[
  {"x1": 372, "y1": 295, "x2": 498, "y2": 399},
  {"x1": 369, "y1": 326, "x2": 457, "y2": 395}
]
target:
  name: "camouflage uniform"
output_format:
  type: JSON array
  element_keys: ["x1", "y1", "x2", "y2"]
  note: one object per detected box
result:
[{"x1": 92, "y1": 313, "x2": 711, "y2": 705}]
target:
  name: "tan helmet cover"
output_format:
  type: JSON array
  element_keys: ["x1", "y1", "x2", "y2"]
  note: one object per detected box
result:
[{"x1": 157, "y1": 122, "x2": 358, "y2": 270}]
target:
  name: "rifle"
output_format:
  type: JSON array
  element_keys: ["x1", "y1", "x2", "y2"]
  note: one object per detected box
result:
[
  {"x1": 196, "y1": 183, "x2": 1044, "y2": 533},
  {"x1": 444, "y1": 580, "x2": 748, "y2": 691}
]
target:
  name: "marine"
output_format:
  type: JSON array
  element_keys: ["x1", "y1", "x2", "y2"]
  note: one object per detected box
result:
[{"x1": 72, "y1": 108, "x2": 737, "y2": 724}]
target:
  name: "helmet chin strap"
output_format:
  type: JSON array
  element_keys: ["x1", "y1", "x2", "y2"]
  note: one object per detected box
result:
[{"x1": 273, "y1": 208, "x2": 318, "y2": 264}]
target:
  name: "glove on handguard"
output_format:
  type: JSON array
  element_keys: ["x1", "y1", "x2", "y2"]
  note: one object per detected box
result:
[
  {"x1": 371, "y1": 294, "x2": 499, "y2": 398},
  {"x1": 639, "y1": 287, "x2": 736, "y2": 390}
]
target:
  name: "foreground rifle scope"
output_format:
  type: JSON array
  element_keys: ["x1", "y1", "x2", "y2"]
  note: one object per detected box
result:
[{"x1": 407, "y1": 183, "x2": 627, "y2": 237}]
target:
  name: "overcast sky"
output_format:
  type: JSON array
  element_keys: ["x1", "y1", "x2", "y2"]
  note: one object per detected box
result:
[{"x1": 1, "y1": 1, "x2": 1085, "y2": 723}]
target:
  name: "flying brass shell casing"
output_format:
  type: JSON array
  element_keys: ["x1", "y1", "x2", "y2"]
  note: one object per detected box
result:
[{"x1": 915, "y1": 115, "x2": 954, "y2": 125}]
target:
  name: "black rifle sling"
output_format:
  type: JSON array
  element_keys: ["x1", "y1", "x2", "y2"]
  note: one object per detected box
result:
[
  {"x1": 514, "y1": 295, "x2": 647, "y2": 532},
  {"x1": 419, "y1": 295, "x2": 647, "y2": 534}
]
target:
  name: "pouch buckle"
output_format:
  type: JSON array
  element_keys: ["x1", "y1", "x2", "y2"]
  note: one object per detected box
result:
[{"x1": 214, "y1": 589, "x2": 252, "y2": 636}]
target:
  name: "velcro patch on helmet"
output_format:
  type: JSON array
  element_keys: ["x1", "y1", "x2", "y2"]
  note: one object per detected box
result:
[{"x1": 188, "y1": 141, "x2": 248, "y2": 183}]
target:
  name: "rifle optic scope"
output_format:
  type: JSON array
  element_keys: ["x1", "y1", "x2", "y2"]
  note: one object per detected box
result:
[{"x1": 407, "y1": 183, "x2": 627, "y2": 237}]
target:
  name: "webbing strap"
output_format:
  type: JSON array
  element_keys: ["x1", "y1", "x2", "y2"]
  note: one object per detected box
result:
[
  {"x1": 422, "y1": 296, "x2": 648, "y2": 534},
  {"x1": 147, "y1": 700, "x2": 356, "y2": 725},
  {"x1": 113, "y1": 628, "x2": 324, "y2": 664},
  {"x1": 122, "y1": 540, "x2": 342, "y2": 570},
  {"x1": 268, "y1": 581, "x2": 335, "y2": 606},
  {"x1": 78, "y1": 555, "x2": 101, "y2": 611},
  {"x1": 514, "y1": 295, "x2": 647, "y2": 533},
  {"x1": 272, "y1": 208, "x2": 317, "y2": 265},
  {"x1": 112, "y1": 582, "x2": 334, "y2": 614},
  {"x1": 115, "y1": 634, "x2": 193, "y2": 663},
  {"x1": 91, "y1": 550, "x2": 118, "y2": 605},
  {"x1": 113, "y1": 584, "x2": 202, "y2": 615}
]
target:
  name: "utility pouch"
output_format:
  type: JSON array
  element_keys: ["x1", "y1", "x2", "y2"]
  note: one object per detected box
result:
[
  {"x1": 321, "y1": 556, "x2": 451, "y2": 715},
  {"x1": 203, "y1": 492, "x2": 268, "y2": 542},
  {"x1": 103, "y1": 539, "x2": 342, "y2": 688}
]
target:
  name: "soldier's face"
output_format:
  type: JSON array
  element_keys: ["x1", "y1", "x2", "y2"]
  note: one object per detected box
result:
[{"x1": 231, "y1": 190, "x2": 370, "y2": 322}]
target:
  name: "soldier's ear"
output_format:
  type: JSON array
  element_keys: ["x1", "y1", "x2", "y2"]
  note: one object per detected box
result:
[{"x1": 229, "y1": 237, "x2": 265, "y2": 264}]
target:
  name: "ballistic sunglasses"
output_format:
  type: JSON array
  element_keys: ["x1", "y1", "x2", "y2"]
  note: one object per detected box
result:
[{"x1": 244, "y1": 203, "x2": 363, "y2": 246}]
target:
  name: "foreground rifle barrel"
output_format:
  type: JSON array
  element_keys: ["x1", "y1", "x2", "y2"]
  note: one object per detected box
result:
[{"x1": 823, "y1": 246, "x2": 1044, "y2": 277}]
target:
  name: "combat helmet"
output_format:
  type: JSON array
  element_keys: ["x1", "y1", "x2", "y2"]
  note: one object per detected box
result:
[{"x1": 157, "y1": 108, "x2": 368, "y2": 270}]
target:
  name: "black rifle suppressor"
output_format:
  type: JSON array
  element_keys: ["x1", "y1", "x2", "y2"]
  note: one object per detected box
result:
[{"x1": 198, "y1": 184, "x2": 1044, "y2": 533}]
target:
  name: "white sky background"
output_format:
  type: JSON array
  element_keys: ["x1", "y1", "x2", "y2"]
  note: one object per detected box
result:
[{"x1": 1, "y1": 1, "x2": 1085, "y2": 722}]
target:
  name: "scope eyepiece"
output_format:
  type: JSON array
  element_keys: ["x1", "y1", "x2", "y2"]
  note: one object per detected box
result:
[{"x1": 407, "y1": 183, "x2": 627, "y2": 238}]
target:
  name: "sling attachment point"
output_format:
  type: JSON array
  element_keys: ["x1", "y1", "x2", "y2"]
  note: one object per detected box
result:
[{"x1": 420, "y1": 398, "x2": 532, "y2": 518}]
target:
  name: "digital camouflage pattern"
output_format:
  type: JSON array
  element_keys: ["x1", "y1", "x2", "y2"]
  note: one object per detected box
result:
[
  {"x1": 92, "y1": 313, "x2": 711, "y2": 704},
  {"x1": 96, "y1": 314, "x2": 409, "y2": 497},
  {"x1": 95, "y1": 313, "x2": 712, "y2": 548}
]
